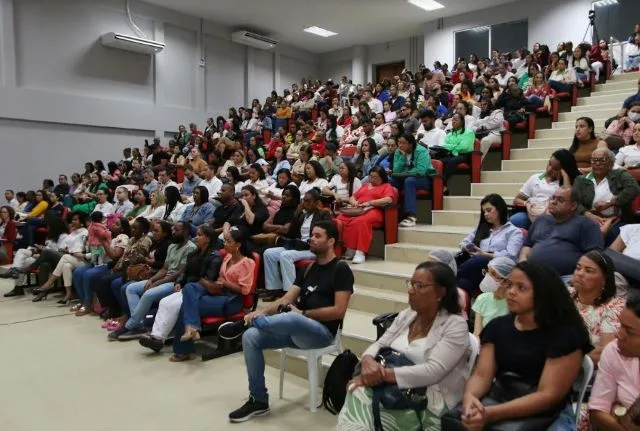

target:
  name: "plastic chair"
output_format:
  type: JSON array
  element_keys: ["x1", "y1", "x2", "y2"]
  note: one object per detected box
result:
[
  {"x1": 466, "y1": 333, "x2": 480, "y2": 377},
  {"x1": 573, "y1": 355, "x2": 594, "y2": 431},
  {"x1": 278, "y1": 328, "x2": 343, "y2": 412}
]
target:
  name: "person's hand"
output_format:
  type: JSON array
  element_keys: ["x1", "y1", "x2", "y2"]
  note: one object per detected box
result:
[
  {"x1": 174, "y1": 283, "x2": 182, "y2": 292},
  {"x1": 346, "y1": 376, "x2": 366, "y2": 393},
  {"x1": 462, "y1": 394, "x2": 486, "y2": 430},
  {"x1": 600, "y1": 217, "x2": 618, "y2": 234},
  {"x1": 244, "y1": 309, "x2": 265, "y2": 325},
  {"x1": 240, "y1": 198, "x2": 249, "y2": 208},
  {"x1": 620, "y1": 413, "x2": 640, "y2": 431},
  {"x1": 144, "y1": 279, "x2": 154, "y2": 291},
  {"x1": 593, "y1": 200, "x2": 612, "y2": 213},
  {"x1": 359, "y1": 355, "x2": 385, "y2": 387},
  {"x1": 288, "y1": 304, "x2": 303, "y2": 314},
  {"x1": 470, "y1": 248, "x2": 492, "y2": 258}
]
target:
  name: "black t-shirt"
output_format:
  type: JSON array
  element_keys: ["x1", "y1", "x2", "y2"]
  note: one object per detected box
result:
[
  {"x1": 294, "y1": 259, "x2": 354, "y2": 336},
  {"x1": 152, "y1": 151, "x2": 170, "y2": 167},
  {"x1": 212, "y1": 201, "x2": 244, "y2": 230},
  {"x1": 237, "y1": 205, "x2": 269, "y2": 236},
  {"x1": 481, "y1": 314, "x2": 592, "y2": 386}
]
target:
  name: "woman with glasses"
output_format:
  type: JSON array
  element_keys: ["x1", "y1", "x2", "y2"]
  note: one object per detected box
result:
[
  {"x1": 338, "y1": 261, "x2": 469, "y2": 431},
  {"x1": 573, "y1": 147, "x2": 640, "y2": 246}
]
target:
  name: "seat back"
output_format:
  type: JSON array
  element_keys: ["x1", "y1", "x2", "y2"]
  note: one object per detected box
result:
[
  {"x1": 430, "y1": 159, "x2": 444, "y2": 210},
  {"x1": 176, "y1": 166, "x2": 185, "y2": 183},
  {"x1": 339, "y1": 145, "x2": 357, "y2": 159},
  {"x1": 466, "y1": 333, "x2": 480, "y2": 378},
  {"x1": 218, "y1": 249, "x2": 261, "y2": 312},
  {"x1": 573, "y1": 355, "x2": 594, "y2": 424}
]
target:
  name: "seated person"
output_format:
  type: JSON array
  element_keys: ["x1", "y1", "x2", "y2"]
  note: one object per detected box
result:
[
  {"x1": 573, "y1": 148, "x2": 640, "y2": 245},
  {"x1": 298, "y1": 160, "x2": 329, "y2": 195},
  {"x1": 113, "y1": 186, "x2": 134, "y2": 216},
  {"x1": 606, "y1": 224, "x2": 640, "y2": 294},
  {"x1": 458, "y1": 194, "x2": 523, "y2": 294},
  {"x1": 519, "y1": 187, "x2": 604, "y2": 281},
  {"x1": 588, "y1": 296, "x2": 640, "y2": 430},
  {"x1": 510, "y1": 149, "x2": 581, "y2": 229},
  {"x1": 257, "y1": 184, "x2": 300, "y2": 246},
  {"x1": 322, "y1": 161, "x2": 361, "y2": 205},
  {"x1": 108, "y1": 221, "x2": 195, "y2": 340},
  {"x1": 0, "y1": 205, "x2": 16, "y2": 267},
  {"x1": 570, "y1": 117, "x2": 608, "y2": 173},
  {"x1": 352, "y1": 138, "x2": 379, "y2": 180},
  {"x1": 443, "y1": 261, "x2": 592, "y2": 430},
  {"x1": 391, "y1": 133, "x2": 436, "y2": 228},
  {"x1": 613, "y1": 116, "x2": 640, "y2": 169},
  {"x1": 548, "y1": 58, "x2": 577, "y2": 93},
  {"x1": 290, "y1": 144, "x2": 316, "y2": 184},
  {"x1": 336, "y1": 166, "x2": 395, "y2": 265},
  {"x1": 318, "y1": 142, "x2": 343, "y2": 179},
  {"x1": 472, "y1": 99, "x2": 504, "y2": 161},
  {"x1": 603, "y1": 105, "x2": 638, "y2": 151},
  {"x1": 261, "y1": 188, "x2": 332, "y2": 302},
  {"x1": 264, "y1": 169, "x2": 295, "y2": 216},
  {"x1": 127, "y1": 189, "x2": 150, "y2": 219},
  {"x1": 136, "y1": 190, "x2": 165, "y2": 220},
  {"x1": 243, "y1": 163, "x2": 270, "y2": 206},
  {"x1": 472, "y1": 257, "x2": 516, "y2": 337},
  {"x1": 18, "y1": 189, "x2": 50, "y2": 247},
  {"x1": 209, "y1": 183, "x2": 243, "y2": 237},
  {"x1": 229, "y1": 185, "x2": 269, "y2": 240},
  {"x1": 438, "y1": 113, "x2": 476, "y2": 192},
  {"x1": 161, "y1": 186, "x2": 185, "y2": 222},
  {"x1": 180, "y1": 186, "x2": 216, "y2": 235},
  {"x1": 338, "y1": 261, "x2": 470, "y2": 430},
  {"x1": 220, "y1": 221, "x2": 354, "y2": 423},
  {"x1": 179, "y1": 165, "x2": 202, "y2": 202}
]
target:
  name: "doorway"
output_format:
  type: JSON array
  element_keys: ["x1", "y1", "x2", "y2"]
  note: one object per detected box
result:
[{"x1": 376, "y1": 61, "x2": 405, "y2": 84}]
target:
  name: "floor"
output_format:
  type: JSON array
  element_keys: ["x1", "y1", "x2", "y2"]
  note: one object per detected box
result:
[{"x1": 0, "y1": 278, "x2": 338, "y2": 431}]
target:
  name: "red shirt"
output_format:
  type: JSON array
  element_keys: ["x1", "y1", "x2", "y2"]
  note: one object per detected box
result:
[
  {"x1": 266, "y1": 139, "x2": 283, "y2": 160},
  {"x1": 311, "y1": 140, "x2": 327, "y2": 157}
]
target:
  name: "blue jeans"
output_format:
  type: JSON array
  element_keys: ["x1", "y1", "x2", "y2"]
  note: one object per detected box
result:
[
  {"x1": 22, "y1": 218, "x2": 46, "y2": 247},
  {"x1": 625, "y1": 55, "x2": 640, "y2": 71},
  {"x1": 390, "y1": 176, "x2": 431, "y2": 215},
  {"x1": 547, "y1": 404, "x2": 575, "y2": 430},
  {"x1": 125, "y1": 281, "x2": 175, "y2": 330},
  {"x1": 172, "y1": 283, "x2": 242, "y2": 355},
  {"x1": 527, "y1": 96, "x2": 544, "y2": 108},
  {"x1": 263, "y1": 247, "x2": 316, "y2": 291},
  {"x1": 115, "y1": 281, "x2": 133, "y2": 315},
  {"x1": 242, "y1": 313, "x2": 335, "y2": 403},
  {"x1": 509, "y1": 212, "x2": 531, "y2": 229},
  {"x1": 457, "y1": 255, "x2": 491, "y2": 294},
  {"x1": 549, "y1": 80, "x2": 573, "y2": 94},
  {"x1": 73, "y1": 264, "x2": 108, "y2": 306}
]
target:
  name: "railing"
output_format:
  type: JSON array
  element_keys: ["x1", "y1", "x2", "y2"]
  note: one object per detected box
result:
[{"x1": 609, "y1": 36, "x2": 627, "y2": 74}]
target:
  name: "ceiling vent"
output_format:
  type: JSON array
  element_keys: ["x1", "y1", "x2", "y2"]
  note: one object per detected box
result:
[
  {"x1": 100, "y1": 32, "x2": 165, "y2": 55},
  {"x1": 231, "y1": 31, "x2": 278, "y2": 50}
]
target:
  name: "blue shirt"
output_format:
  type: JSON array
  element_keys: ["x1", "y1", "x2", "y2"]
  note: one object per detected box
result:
[
  {"x1": 461, "y1": 222, "x2": 524, "y2": 261},
  {"x1": 143, "y1": 180, "x2": 158, "y2": 194},
  {"x1": 181, "y1": 175, "x2": 202, "y2": 197},
  {"x1": 180, "y1": 202, "x2": 216, "y2": 228},
  {"x1": 623, "y1": 93, "x2": 640, "y2": 110},
  {"x1": 271, "y1": 159, "x2": 292, "y2": 180}
]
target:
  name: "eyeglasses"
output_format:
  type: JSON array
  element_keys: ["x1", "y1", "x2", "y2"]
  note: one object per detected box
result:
[{"x1": 405, "y1": 280, "x2": 436, "y2": 291}]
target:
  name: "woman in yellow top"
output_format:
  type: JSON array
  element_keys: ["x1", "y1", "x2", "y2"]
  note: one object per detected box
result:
[{"x1": 19, "y1": 189, "x2": 50, "y2": 247}]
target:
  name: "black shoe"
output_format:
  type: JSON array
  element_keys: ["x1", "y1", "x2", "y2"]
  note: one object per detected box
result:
[
  {"x1": 118, "y1": 328, "x2": 147, "y2": 341},
  {"x1": 228, "y1": 396, "x2": 270, "y2": 423},
  {"x1": 4, "y1": 287, "x2": 25, "y2": 297},
  {"x1": 139, "y1": 335, "x2": 164, "y2": 352},
  {"x1": 107, "y1": 326, "x2": 129, "y2": 341},
  {"x1": 32, "y1": 289, "x2": 50, "y2": 302},
  {"x1": 218, "y1": 320, "x2": 247, "y2": 340}
]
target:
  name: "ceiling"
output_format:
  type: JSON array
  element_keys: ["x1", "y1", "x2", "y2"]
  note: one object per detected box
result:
[{"x1": 144, "y1": 0, "x2": 522, "y2": 53}]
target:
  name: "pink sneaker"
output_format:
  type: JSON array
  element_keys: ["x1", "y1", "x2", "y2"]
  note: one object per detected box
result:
[
  {"x1": 101, "y1": 319, "x2": 117, "y2": 329},
  {"x1": 106, "y1": 322, "x2": 124, "y2": 331}
]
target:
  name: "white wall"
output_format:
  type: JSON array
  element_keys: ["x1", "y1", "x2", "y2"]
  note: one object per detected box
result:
[
  {"x1": 423, "y1": 0, "x2": 592, "y2": 67},
  {"x1": 0, "y1": 0, "x2": 318, "y2": 191}
]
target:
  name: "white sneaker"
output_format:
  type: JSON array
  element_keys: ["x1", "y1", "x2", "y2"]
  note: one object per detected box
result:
[
  {"x1": 352, "y1": 251, "x2": 366, "y2": 264},
  {"x1": 399, "y1": 216, "x2": 417, "y2": 227}
]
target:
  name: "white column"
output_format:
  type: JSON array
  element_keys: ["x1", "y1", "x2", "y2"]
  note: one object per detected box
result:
[
  {"x1": 1, "y1": 0, "x2": 17, "y2": 87},
  {"x1": 351, "y1": 45, "x2": 366, "y2": 86}
]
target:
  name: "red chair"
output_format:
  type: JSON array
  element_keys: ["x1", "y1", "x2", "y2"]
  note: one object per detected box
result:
[
  {"x1": 467, "y1": 139, "x2": 482, "y2": 184},
  {"x1": 311, "y1": 106, "x2": 318, "y2": 122},
  {"x1": 262, "y1": 129, "x2": 272, "y2": 145},
  {"x1": 589, "y1": 70, "x2": 596, "y2": 93},
  {"x1": 176, "y1": 165, "x2": 185, "y2": 183},
  {"x1": 339, "y1": 145, "x2": 357, "y2": 159},
  {"x1": 0, "y1": 240, "x2": 13, "y2": 264},
  {"x1": 200, "y1": 250, "x2": 261, "y2": 361},
  {"x1": 552, "y1": 85, "x2": 578, "y2": 122},
  {"x1": 371, "y1": 186, "x2": 400, "y2": 245},
  {"x1": 500, "y1": 120, "x2": 513, "y2": 161}
]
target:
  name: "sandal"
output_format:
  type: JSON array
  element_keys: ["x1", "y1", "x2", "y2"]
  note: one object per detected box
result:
[
  {"x1": 74, "y1": 306, "x2": 92, "y2": 317},
  {"x1": 180, "y1": 326, "x2": 201, "y2": 342},
  {"x1": 169, "y1": 354, "x2": 194, "y2": 362}
]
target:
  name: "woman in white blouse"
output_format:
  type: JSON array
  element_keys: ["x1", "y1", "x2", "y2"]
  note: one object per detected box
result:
[
  {"x1": 298, "y1": 160, "x2": 329, "y2": 195},
  {"x1": 244, "y1": 163, "x2": 270, "y2": 206},
  {"x1": 161, "y1": 186, "x2": 185, "y2": 222},
  {"x1": 615, "y1": 122, "x2": 640, "y2": 169},
  {"x1": 322, "y1": 161, "x2": 361, "y2": 204},
  {"x1": 136, "y1": 191, "x2": 165, "y2": 220}
]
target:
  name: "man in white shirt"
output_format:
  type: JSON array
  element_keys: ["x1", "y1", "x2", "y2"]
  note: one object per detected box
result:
[
  {"x1": 157, "y1": 169, "x2": 178, "y2": 195},
  {"x1": 511, "y1": 49, "x2": 527, "y2": 76},
  {"x1": 494, "y1": 63, "x2": 515, "y2": 89},
  {"x1": 199, "y1": 165, "x2": 223, "y2": 205},
  {"x1": 364, "y1": 90, "x2": 383, "y2": 114},
  {"x1": 113, "y1": 186, "x2": 134, "y2": 216},
  {"x1": 92, "y1": 190, "x2": 115, "y2": 216},
  {"x1": 4, "y1": 190, "x2": 19, "y2": 213},
  {"x1": 357, "y1": 118, "x2": 384, "y2": 149},
  {"x1": 416, "y1": 110, "x2": 446, "y2": 148}
]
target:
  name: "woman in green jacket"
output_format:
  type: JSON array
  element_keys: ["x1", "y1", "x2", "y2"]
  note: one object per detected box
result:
[
  {"x1": 441, "y1": 113, "x2": 476, "y2": 191},
  {"x1": 391, "y1": 133, "x2": 436, "y2": 227}
]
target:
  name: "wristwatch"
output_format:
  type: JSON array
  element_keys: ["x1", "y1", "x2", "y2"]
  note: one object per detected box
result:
[{"x1": 614, "y1": 405, "x2": 627, "y2": 421}]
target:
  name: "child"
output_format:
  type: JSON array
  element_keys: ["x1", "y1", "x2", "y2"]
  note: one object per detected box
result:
[{"x1": 86, "y1": 211, "x2": 111, "y2": 265}]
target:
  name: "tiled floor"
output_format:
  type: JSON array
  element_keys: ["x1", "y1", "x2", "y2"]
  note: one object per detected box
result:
[{"x1": 0, "y1": 278, "x2": 339, "y2": 431}]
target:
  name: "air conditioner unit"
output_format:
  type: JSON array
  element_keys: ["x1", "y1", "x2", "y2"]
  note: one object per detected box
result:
[
  {"x1": 100, "y1": 32, "x2": 165, "y2": 55},
  {"x1": 231, "y1": 31, "x2": 278, "y2": 50}
]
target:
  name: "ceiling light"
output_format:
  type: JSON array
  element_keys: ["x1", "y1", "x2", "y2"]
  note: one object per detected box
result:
[
  {"x1": 407, "y1": 0, "x2": 445, "y2": 12},
  {"x1": 303, "y1": 26, "x2": 338, "y2": 38},
  {"x1": 593, "y1": 0, "x2": 618, "y2": 6}
]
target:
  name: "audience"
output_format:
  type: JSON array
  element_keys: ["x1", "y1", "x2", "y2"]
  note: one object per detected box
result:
[{"x1": 471, "y1": 256, "x2": 516, "y2": 337}]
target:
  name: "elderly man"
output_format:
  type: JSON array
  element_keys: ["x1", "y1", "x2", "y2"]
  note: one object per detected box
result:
[{"x1": 518, "y1": 186, "x2": 603, "y2": 280}]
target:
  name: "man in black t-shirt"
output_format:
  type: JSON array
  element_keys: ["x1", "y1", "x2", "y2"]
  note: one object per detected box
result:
[{"x1": 220, "y1": 220, "x2": 354, "y2": 423}]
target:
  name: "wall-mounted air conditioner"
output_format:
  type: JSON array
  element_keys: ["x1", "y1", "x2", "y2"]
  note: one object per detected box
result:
[
  {"x1": 100, "y1": 32, "x2": 165, "y2": 55},
  {"x1": 231, "y1": 31, "x2": 278, "y2": 50}
]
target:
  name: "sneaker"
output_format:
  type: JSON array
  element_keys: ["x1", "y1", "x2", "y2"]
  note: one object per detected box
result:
[
  {"x1": 228, "y1": 396, "x2": 270, "y2": 423},
  {"x1": 342, "y1": 248, "x2": 356, "y2": 260},
  {"x1": 107, "y1": 326, "x2": 129, "y2": 341},
  {"x1": 352, "y1": 251, "x2": 366, "y2": 264},
  {"x1": 218, "y1": 320, "x2": 247, "y2": 340},
  {"x1": 399, "y1": 216, "x2": 417, "y2": 227},
  {"x1": 117, "y1": 328, "x2": 147, "y2": 341},
  {"x1": 139, "y1": 335, "x2": 164, "y2": 352},
  {"x1": 3, "y1": 286, "x2": 25, "y2": 297}
]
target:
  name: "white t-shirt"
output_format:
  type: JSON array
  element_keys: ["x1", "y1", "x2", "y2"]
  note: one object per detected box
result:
[
  {"x1": 615, "y1": 145, "x2": 640, "y2": 168},
  {"x1": 300, "y1": 213, "x2": 314, "y2": 241},
  {"x1": 200, "y1": 177, "x2": 223, "y2": 202},
  {"x1": 357, "y1": 133, "x2": 384, "y2": 149},
  {"x1": 620, "y1": 224, "x2": 640, "y2": 260},
  {"x1": 368, "y1": 98, "x2": 383, "y2": 114},
  {"x1": 495, "y1": 72, "x2": 515, "y2": 87},
  {"x1": 591, "y1": 176, "x2": 615, "y2": 217},
  {"x1": 519, "y1": 173, "x2": 559, "y2": 199},
  {"x1": 329, "y1": 175, "x2": 362, "y2": 200},
  {"x1": 299, "y1": 178, "x2": 329, "y2": 195},
  {"x1": 418, "y1": 127, "x2": 446, "y2": 148},
  {"x1": 92, "y1": 202, "x2": 115, "y2": 216}
]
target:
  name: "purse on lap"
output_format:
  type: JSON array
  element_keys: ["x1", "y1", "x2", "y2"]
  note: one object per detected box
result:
[{"x1": 126, "y1": 263, "x2": 153, "y2": 281}]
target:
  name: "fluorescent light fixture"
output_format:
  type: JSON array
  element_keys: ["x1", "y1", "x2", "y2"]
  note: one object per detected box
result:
[
  {"x1": 303, "y1": 26, "x2": 338, "y2": 38},
  {"x1": 408, "y1": 0, "x2": 445, "y2": 12},
  {"x1": 593, "y1": 0, "x2": 617, "y2": 6}
]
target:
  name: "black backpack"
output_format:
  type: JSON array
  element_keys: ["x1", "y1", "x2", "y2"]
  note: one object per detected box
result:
[{"x1": 322, "y1": 349, "x2": 359, "y2": 414}]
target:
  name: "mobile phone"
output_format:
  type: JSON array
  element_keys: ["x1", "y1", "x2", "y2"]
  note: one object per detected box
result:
[{"x1": 465, "y1": 243, "x2": 477, "y2": 252}]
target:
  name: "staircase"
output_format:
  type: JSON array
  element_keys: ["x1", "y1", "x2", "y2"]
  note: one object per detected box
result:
[{"x1": 265, "y1": 72, "x2": 640, "y2": 383}]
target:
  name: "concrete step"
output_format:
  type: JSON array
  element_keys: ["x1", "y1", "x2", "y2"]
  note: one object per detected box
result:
[
  {"x1": 512, "y1": 147, "x2": 561, "y2": 160},
  {"x1": 432, "y1": 210, "x2": 480, "y2": 227},
  {"x1": 572, "y1": 102, "x2": 621, "y2": 112},
  {"x1": 481, "y1": 170, "x2": 537, "y2": 183},
  {"x1": 610, "y1": 72, "x2": 640, "y2": 82},
  {"x1": 535, "y1": 128, "x2": 575, "y2": 139},
  {"x1": 595, "y1": 80, "x2": 638, "y2": 92},
  {"x1": 559, "y1": 108, "x2": 618, "y2": 122},
  {"x1": 444, "y1": 196, "x2": 513, "y2": 211},
  {"x1": 552, "y1": 119, "x2": 608, "y2": 129},
  {"x1": 385, "y1": 243, "x2": 460, "y2": 265},
  {"x1": 350, "y1": 285, "x2": 408, "y2": 316},
  {"x1": 471, "y1": 182, "x2": 521, "y2": 197},
  {"x1": 592, "y1": 88, "x2": 636, "y2": 96},
  {"x1": 577, "y1": 93, "x2": 627, "y2": 106},
  {"x1": 502, "y1": 158, "x2": 548, "y2": 171},
  {"x1": 351, "y1": 259, "x2": 425, "y2": 295},
  {"x1": 527, "y1": 137, "x2": 570, "y2": 149},
  {"x1": 398, "y1": 224, "x2": 470, "y2": 248}
]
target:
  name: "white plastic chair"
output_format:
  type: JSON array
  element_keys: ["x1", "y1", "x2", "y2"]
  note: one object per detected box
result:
[
  {"x1": 572, "y1": 355, "x2": 594, "y2": 431},
  {"x1": 278, "y1": 329, "x2": 343, "y2": 412},
  {"x1": 466, "y1": 333, "x2": 480, "y2": 377}
]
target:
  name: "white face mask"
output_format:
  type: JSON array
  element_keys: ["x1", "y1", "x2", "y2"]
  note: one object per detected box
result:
[
  {"x1": 479, "y1": 274, "x2": 501, "y2": 293},
  {"x1": 629, "y1": 112, "x2": 640, "y2": 122}
]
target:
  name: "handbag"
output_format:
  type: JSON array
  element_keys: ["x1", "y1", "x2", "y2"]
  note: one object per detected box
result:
[
  {"x1": 126, "y1": 263, "x2": 153, "y2": 281},
  {"x1": 338, "y1": 206, "x2": 372, "y2": 217},
  {"x1": 356, "y1": 347, "x2": 428, "y2": 431},
  {"x1": 429, "y1": 146, "x2": 453, "y2": 160},
  {"x1": 440, "y1": 372, "x2": 562, "y2": 431},
  {"x1": 250, "y1": 232, "x2": 279, "y2": 247}
]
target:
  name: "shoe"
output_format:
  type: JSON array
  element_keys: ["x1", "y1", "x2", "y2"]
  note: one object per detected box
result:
[
  {"x1": 399, "y1": 216, "x2": 417, "y2": 227},
  {"x1": 342, "y1": 248, "x2": 356, "y2": 260},
  {"x1": 352, "y1": 251, "x2": 366, "y2": 264},
  {"x1": 0, "y1": 268, "x2": 17, "y2": 279},
  {"x1": 75, "y1": 306, "x2": 92, "y2": 317},
  {"x1": 32, "y1": 289, "x2": 50, "y2": 302},
  {"x1": 218, "y1": 320, "x2": 247, "y2": 341},
  {"x1": 117, "y1": 328, "x2": 147, "y2": 341},
  {"x1": 107, "y1": 326, "x2": 129, "y2": 341},
  {"x1": 228, "y1": 396, "x2": 270, "y2": 423},
  {"x1": 70, "y1": 304, "x2": 83, "y2": 313},
  {"x1": 139, "y1": 335, "x2": 164, "y2": 352},
  {"x1": 57, "y1": 298, "x2": 71, "y2": 306},
  {"x1": 3, "y1": 287, "x2": 25, "y2": 297},
  {"x1": 31, "y1": 287, "x2": 42, "y2": 295},
  {"x1": 180, "y1": 326, "x2": 201, "y2": 342}
]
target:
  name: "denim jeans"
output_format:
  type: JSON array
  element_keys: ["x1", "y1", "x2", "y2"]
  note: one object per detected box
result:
[
  {"x1": 22, "y1": 218, "x2": 46, "y2": 247},
  {"x1": 549, "y1": 80, "x2": 573, "y2": 94},
  {"x1": 73, "y1": 264, "x2": 107, "y2": 306},
  {"x1": 509, "y1": 211, "x2": 531, "y2": 229},
  {"x1": 390, "y1": 176, "x2": 431, "y2": 215},
  {"x1": 125, "y1": 281, "x2": 175, "y2": 330},
  {"x1": 527, "y1": 95, "x2": 544, "y2": 108},
  {"x1": 114, "y1": 280, "x2": 133, "y2": 315},
  {"x1": 625, "y1": 55, "x2": 640, "y2": 71},
  {"x1": 242, "y1": 312, "x2": 335, "y2": 404},
  {"x1": 547, "y1": 404, "x2": 575, "y2": 431},
  {"x1": 263, "y1": 247, "x2": 316, "y2": 291}
]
